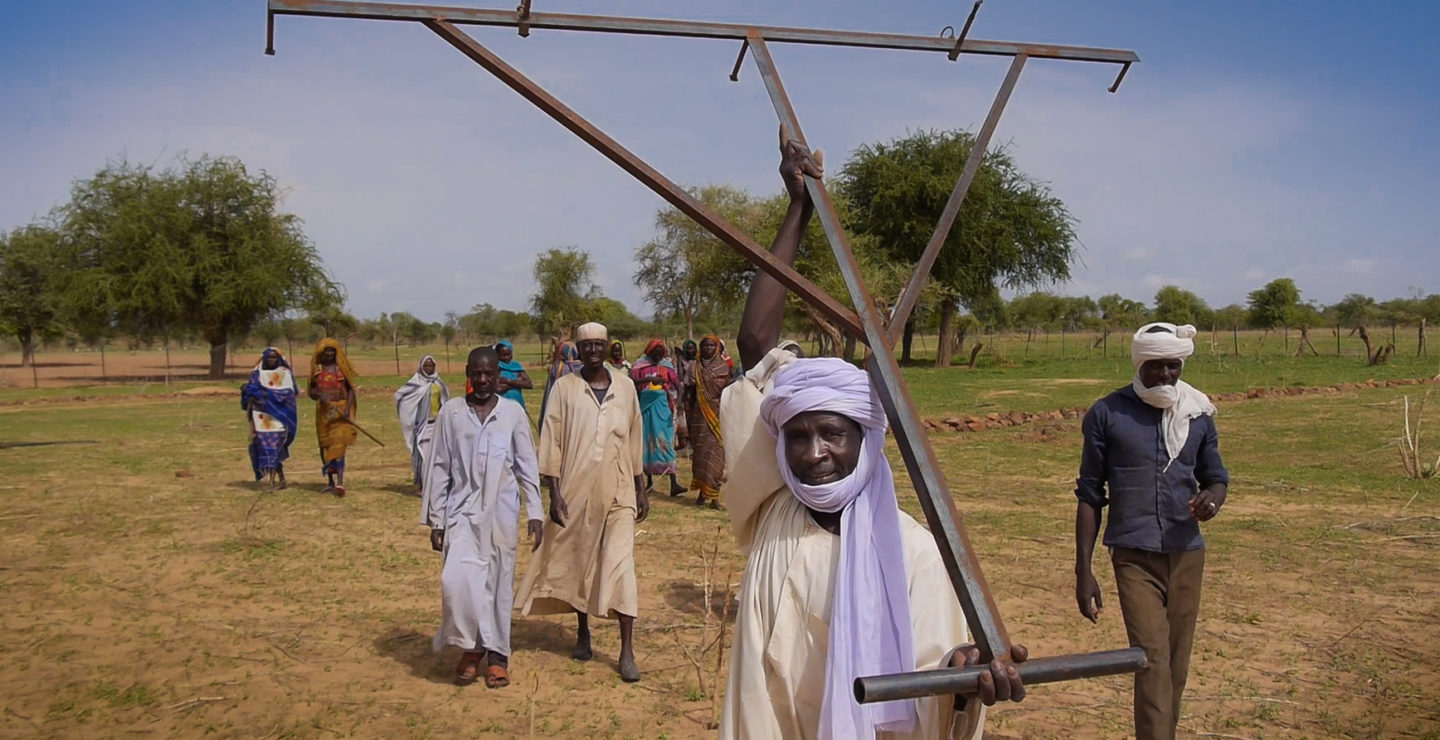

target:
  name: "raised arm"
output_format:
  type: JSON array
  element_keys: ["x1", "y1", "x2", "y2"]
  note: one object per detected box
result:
[{"x1": 736, "y1": 125, "x2": 822, "y2": 370}]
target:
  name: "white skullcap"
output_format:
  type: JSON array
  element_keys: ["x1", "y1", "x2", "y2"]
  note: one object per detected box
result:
[
  {"x1": 1131, "y1": 322, "x2": 1197, "y2": 367},
  {"x1": 574, "y1": 322, "x2": 608, "y2": 342}
]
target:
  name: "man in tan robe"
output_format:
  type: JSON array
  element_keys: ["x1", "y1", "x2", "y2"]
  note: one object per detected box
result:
[
  {"x1": 717, "y1": 128, "x2": 1027, "y2": 739},
  {"x1": 516, "y1": 321, "x2": 650, "y2": 682}
]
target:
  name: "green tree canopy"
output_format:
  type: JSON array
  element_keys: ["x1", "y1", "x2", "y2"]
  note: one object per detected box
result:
[
  {"x1": 0, "y1": 224, "x2": 65, "y2": 366},
  {"x1": 837, "y1": 129, "x2": 1077, "y2": 366},
  {"x1": 633, "y1": 185, "x2": 760, "y2": 339},
  {"x1": 1329, "y1": 293, "x2": 1379, "y2": 327},
  {"x1": 1098, "y1": 293, "x2": 1149, "y2": 332},
  {"x1": 59, "y1": 155, "x2": 340, "y2": 378},
  {"x1": 531, "y1": 247, "x2": 598, "y2": 339},
  {"x1": 1153, "y1": 285, "x2": 1213, "y2": 327},
  {"x1": 1246, "y1": 278, "x2": 1301, "y2": 329}
]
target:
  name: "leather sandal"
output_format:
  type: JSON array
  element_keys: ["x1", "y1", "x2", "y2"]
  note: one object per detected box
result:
[{"x1": 484, "y1": 664, "x2": 510, "y2": 689}]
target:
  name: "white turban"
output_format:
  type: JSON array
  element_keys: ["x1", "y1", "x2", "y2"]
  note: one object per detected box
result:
[
  {"x1": 758, "y1": 358, "x2": 917, "y2": 738},
  {"x1": 1128, "y1": 322, "x2": 1215, "y2": 470},
  {"x1": 1131, "y1": 322, "x2": 1197, "y2": 368},
  {"x1": 574, "y1": 322, "x2": 607, "y2": 342}
]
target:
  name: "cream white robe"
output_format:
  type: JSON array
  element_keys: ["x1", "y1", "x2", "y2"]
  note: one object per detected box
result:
[
  {"x1": 516, "y1": 368, "x2": 644, "y2": 619},
  {"x1": 421, "y1": 396, "x2": 541, "y2": 655},
  {"x1": 718, "y1": 361, "x2": 984, "y2": 740}
]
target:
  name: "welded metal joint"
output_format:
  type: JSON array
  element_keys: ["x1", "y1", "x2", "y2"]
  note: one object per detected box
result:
[
  {"x1": 948, "y1": 0, "x2": 984, "y2": 61},
  {"x1": 728, "y1": 37, "x2": 751, "y2": 82},
  {"x1": 516, "y1": 0, "x2": 532, "y2": 37}
]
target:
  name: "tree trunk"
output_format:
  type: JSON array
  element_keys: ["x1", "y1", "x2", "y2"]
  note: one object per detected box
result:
[
  {"x1": 1284, "y1": 325, "x2": 1290, "y2": 356},
  {"x1": 1024, "y1": 327, "x2": 1033, "y2": 358},
  {"x1": 1336, "y1": 321, "x2": 1342, "y2": 356},
  {"x1": 207, "y1": 338, "x2": 227, "y2": 379},
  {"x1": 1419, "y1": 319, "x2": 1427, "y2": 357},
  {"x1": 18, "y1": 329, "x2": 35, "y2": 368},
  {"x1": 685, "y1": 307, "x2": 694, "y2": 342},
  {"x1": 955, "y1": 326, "x2": 968, "y2": 358},
  {"x1": 901, "y1": 319, "x2": 916, "y2": 363},
  {"x1": 842, "y1": 335, "x2": 857, "y2": 362},
  {"x1": 967, "y1": 342, "x2": 984, "y2": 369},
  {"x1": 1233, "y1": 325, "x2": 1239, "y2": 356},
  {"x1": 99, "y1": 342, "x2": 107, "y2": 382},
  {"x1": 1295, "y1": 326, "x2": 1318, "y2": 357},
  {"x1": 935, "y1": 299, "x2": 956, "y2": 368},
  {"x1": 800, "y1": 305, "x2": 844, "y2": 358}
]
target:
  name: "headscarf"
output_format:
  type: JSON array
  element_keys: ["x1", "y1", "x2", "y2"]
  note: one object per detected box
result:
[
  {"x1": 608, "y1": 339, "x2": 631, "y2": 370},
  {"x1": 643, "y1": 337, "x2": 666, "y2": 357},
  {"x1": 1129, "y1": 322, "x2": 1216, "y2": 471},
  {"x1": 241, "y1": 348, "x2": 298, "y2": 439},
  {"x1": 394, "y1": 355, "x2": 450, "y2": 454},
  {"x1": 758, "y1": 358, "x2": 917, "y2": 738},
  {"x1": 496, "y1": 340, "x2": 524, "y2": 374},
  {"x1": 312, "y1": 337, "x2": 358, "y2": 383},
  {"x1": 550, "y1": 342, "x2": 582, "y2": 378}
]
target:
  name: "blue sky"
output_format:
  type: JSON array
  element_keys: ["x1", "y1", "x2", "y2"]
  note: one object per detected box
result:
[{"x1": 4, "y1": 1, "x2": 1438, "y2": 321}]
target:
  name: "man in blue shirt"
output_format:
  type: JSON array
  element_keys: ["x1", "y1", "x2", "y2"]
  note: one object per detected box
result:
[{"x1": 1074, "y1": 322, "x2": 1230, "y2": 740}]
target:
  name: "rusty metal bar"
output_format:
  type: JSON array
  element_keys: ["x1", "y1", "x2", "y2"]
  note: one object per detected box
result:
[
  {"x1": 948, "y1": 0, "x2": 983, "y2": 61},
  {"x1": 886, "y1": 52, "x2": 1027, "y2": 344},
  {"x1": 421, "y1": 19, "x2": 864, "y2": 340},
  {"x1": 746, "y1": 31, "x2": 1012, "y2": 662},
  {"x1": 856, "y1": 647, "x2": 1148, "y2": 704},
  {"x1": 268, "y1": 0, "x2": 1138, "y2": 71}
]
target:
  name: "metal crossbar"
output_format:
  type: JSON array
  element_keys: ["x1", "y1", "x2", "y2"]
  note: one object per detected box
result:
[{"x1": 265, "y1": 0, "x2": 1147, "y2": 703}]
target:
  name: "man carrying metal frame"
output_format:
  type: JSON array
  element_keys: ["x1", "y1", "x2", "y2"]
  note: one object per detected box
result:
[{"x1": 716, "y1": 130, "x2": 1027, "y2": 740}]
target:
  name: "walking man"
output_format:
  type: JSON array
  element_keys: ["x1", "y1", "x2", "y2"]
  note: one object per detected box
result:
[
  {"x1": 422, "y1": 346, "x2": 542, "y2": 688},
  {"x1": 516, "y1": 321, "x2": 649, "y2": 683},
  {"x1": 1074, "y1": 322, "x2": 1230, "y2": 740}
]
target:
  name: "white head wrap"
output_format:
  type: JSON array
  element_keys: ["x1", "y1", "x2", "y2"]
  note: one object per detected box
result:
[
  {"x1": 394, "y1": 355, "x2": 450, "y2": 456},
  {"x1": 1131, "y1": 322, "x2": 1197, "y2": 367},
  {"x1": 759, "y1": 358, "x2": 917, "y2": 738},
  {"x1": 575, "y1": 322, "x2": 607, "y2": 342},
  {"x1": 1127, "y1": 323, "x2": 1215, "y2": 470}
]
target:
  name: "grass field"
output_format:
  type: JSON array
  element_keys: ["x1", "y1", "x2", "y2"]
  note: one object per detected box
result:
[{"x1": 2, "y1": 341, "x2": 1439, "y2": 738}]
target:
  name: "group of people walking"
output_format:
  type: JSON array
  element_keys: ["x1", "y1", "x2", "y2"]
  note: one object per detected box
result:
[{"x1": 233, "y1": 134, "x2": 1228, "y2": 739}]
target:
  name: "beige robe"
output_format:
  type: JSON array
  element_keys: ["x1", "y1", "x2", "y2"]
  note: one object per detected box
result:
[
  {"x1": 516, "y1": 368, "x2": 644, "y2": 620},
  {"x1": 718, "y1": 357, "x2": 984, "y2": 740}
]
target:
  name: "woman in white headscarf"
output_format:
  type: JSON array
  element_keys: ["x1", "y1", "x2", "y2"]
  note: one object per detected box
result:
[{"x1": 395, "y1": 355, "x2": 450, "y2": 493}]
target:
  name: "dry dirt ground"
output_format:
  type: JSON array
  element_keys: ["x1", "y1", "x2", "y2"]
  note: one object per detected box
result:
[{"x1": 2, "y1": 350, "x2": 1439, "y2": 738}]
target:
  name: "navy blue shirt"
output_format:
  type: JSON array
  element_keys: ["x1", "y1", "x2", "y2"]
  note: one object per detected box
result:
[{"x1": 1075, "y1": 386, "x2": 1229, "y2": 553}]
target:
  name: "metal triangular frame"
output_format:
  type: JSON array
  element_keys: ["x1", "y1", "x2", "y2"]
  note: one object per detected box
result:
[{"x1": 266, "y1": 0, "x2": 1147, "y2": 702}]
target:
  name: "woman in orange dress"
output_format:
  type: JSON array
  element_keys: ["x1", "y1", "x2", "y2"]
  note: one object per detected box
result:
[{"x1": 308, "y1": 337, "x2": 358, "y2": 496}]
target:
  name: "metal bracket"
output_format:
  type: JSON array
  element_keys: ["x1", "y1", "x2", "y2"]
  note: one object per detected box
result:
[
  {"x1": 516, "y1": 0, "x2": 532, "y2": 37},
  {"x1": 948, "y1": 0, "x2": 983, "y2": 61},
  {"x1": 728, "y1": 37, "x2": 750, "y2": 82}
]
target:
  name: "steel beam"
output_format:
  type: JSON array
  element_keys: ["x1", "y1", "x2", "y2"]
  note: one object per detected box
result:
[
  {"x1": 885, "y1": 52, "x2": 1026, "y2": 344},
  {"x1": 421, "y1": 19, "x2": 865, "y2": 340},
  {"x1": 746, "y1": 32, "x2": 1012, "y2": 662},
  {"x1": 268, "y1": 0, "x2": 1139, "y2": 69}
]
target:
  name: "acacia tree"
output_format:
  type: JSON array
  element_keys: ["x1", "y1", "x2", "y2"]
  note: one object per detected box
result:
[
  {"x1": 0, "y1": 224, "x2": 65, "y2": 366},
  {"x1": 633, "y1": 185, "x2": 758, "y2": 338},
  {"x1": 1153, "y1": 285, "x2": 1212, "y2": 327},
  {"x1": 838, "y1": 129, "x2": 1077, "y2": 367},
  {"x1": 531, "y1": 247, "x2": 598, "y2": 339},
  {"x1": 1246, "y1": 278, "x2": 1301, "y2": 331},
  {"x1": 60, "y1": 156, "x2": 340, "y2": 378}
]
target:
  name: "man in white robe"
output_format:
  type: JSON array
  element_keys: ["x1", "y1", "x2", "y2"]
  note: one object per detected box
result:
[
  {"x1": 515, "y1": 321, "x2": 650, "y2": 683},
  {"x1": 717, "y1": 128, "x2": 1026, "y2": 739},
  {"x1": 422, "y1": 346, "x2": 542, "y2": 688}
]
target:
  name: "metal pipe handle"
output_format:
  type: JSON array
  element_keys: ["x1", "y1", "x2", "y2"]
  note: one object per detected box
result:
[{"x1": 855, "y1": 647, "x2": 1147, "y2": 704}]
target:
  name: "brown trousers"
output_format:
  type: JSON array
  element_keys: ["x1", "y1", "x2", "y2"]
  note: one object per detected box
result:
[{"x1": 1111, "y1": 546, "x2": 1206, "y2": 740}]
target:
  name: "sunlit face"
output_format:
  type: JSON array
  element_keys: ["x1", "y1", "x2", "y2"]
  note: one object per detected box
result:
[
  {"x1": 610, "y1": 343, "x2": 624, "y2": 362},
  {"x1": 467, "y1": 355, "x2": 498, "y2": 399},
  {"x1": 422, "y1": 358, "x2": 436, "y2": 375},
  {"x1": 1138, "y1": 358, "x2": 1183, "y2": 388},
  {"x1": 320, "y1": 347, "x2": 337, "y2": 364},
  {"x1": 781, "y1": 411, "x2": 864, "y2": 486},
  {"x1": 578, "y1": 339, "x2": 607, "y2": 369},
  {"x1": 497, "y1": 345, "x2": 513, "y2": 363},
  {"x1": 700, "y1": 338, "x2": 718, "y2": 360}
]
